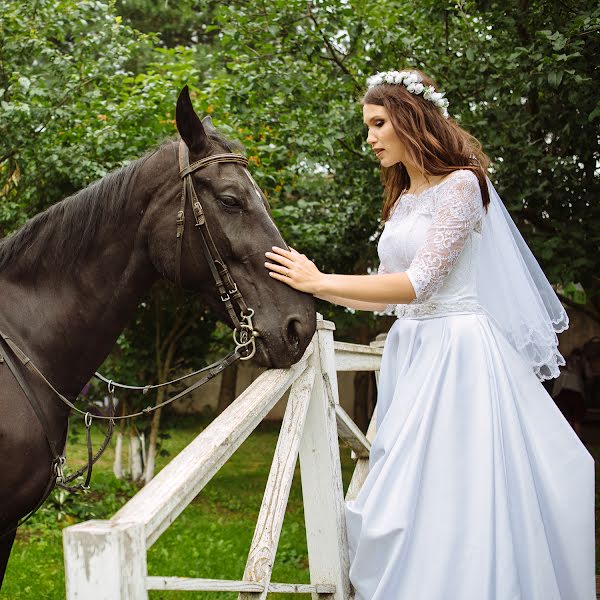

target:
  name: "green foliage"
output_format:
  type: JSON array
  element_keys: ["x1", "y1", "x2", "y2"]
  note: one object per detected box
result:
[
  {"x1": 0, "y1": 0, "x2": 197, "y2": 235},
  {"x1": 1, "y1": 0, "x2": 598, "y2": 372},
  {"x1": 195, "y1": 0, "x2": 600, "y2": 316}
]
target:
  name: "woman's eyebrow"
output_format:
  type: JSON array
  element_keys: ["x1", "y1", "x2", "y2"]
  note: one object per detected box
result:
[{"x1": 363, "y1": 115, "x2": 385, "y2": 125}]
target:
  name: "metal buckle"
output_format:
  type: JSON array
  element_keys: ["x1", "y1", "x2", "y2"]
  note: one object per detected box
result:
[
  {"x1": 176, "y1": 210, "x2": 185, "y2": 238},
  {"x1": 192, "y1": 201, "x2": 205, "y2": 225},
  {"x1": 54, "y1": 455, "x2": 67, "y2": 483},
  {"x1": 233, "y1": 308, "x2": 257, "y2": 360}
]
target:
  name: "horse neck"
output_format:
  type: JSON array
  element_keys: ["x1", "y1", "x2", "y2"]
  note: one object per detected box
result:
[{"x1": 0, "y1": 172, "x2": 159, "y2": 397}]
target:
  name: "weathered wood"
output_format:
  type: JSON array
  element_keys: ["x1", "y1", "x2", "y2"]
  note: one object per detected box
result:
[
  {"x1": 146, "y1": 576, "x2": 336, "y2": 593},
  {"x1": 346, "y1": 405, "x2": 378, "y2": 503},
  {"x1": 63, "y1": 520, "x2": 147, "y2": 600},
  {"x1": 239, "y1": 365, "x2": 316, "y2": 600},
  {"x1": 299, "y1": 320, "x2": 351, "y2": 600},
  {"x1": 334, "y1": 404, "x2": 370, "y2": 459},
  {"x1": 334, "y1": 341, "x2": 382, "y2": 372},
  {"x1": 147, "y1": 577, "x2": 263, "y2": 592},
  {"x1": 266, "y1": 581, "x2": 336, "y2": 594},
  {"x1": 63, "y1": 317, "x2": 386, "y2": 599},
  {"x1": 110, "y1": 344, "x2": 313, "y2": 547}
]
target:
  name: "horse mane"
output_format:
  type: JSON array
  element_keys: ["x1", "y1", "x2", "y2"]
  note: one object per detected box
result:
[{"x1": 0, "y1": 131, "x2": 241, "y2": 276}]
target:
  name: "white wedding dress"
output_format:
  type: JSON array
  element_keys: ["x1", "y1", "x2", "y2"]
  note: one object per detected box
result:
[{"x1": 344, "y1": 170, "x2": 596, "y2": 599}]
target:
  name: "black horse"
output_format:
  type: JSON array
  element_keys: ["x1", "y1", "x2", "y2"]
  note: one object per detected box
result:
[{"x1": 0, "y1": 87, "x2": 316, "y2": 585}]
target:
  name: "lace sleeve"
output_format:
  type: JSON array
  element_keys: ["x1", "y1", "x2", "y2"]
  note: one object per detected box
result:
[
  {"x1": 377, "y1": 262, "x2": 397, "y2": 314},
  {"x1": 405, "y1": 171, "x2": 482, "y2": 302}
]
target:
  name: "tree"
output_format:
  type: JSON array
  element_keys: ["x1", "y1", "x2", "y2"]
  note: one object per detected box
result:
[
  {"x1": 0, "y1": 0, "x2": 198, "y2": 235},
  {"x1": 0, "y1": 0, "x2": 218, "y2": 485},
  {"x1": 186, "y1": 0, "x2": 599, "y2": 327}
]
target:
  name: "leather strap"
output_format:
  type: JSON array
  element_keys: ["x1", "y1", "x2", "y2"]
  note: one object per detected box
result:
[
  {"x1": 175, "y1": 139, "x2": 252, "y2": 330},
  {"x1": 0, "y1": 333, "x2": 62, "y2": 459},
  {"x1": 0, "y1": 329, "x2": 242, "y2": 422},
  {"x1": 180, "y1": 153, "x2": 249, "y2": 178}
]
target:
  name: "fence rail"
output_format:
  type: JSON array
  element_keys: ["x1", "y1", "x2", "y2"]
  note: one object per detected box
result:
[{"x1": 63, "y1": 316, "x2": 383, "y2": 599}]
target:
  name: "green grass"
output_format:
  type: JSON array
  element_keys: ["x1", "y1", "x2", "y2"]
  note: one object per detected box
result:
[
  {"x1": 2, "y1": 415, "x2": 358, "y2": 599},
  {"x1": 3, "y1": 417, "x2": 599, "y2": 599}
]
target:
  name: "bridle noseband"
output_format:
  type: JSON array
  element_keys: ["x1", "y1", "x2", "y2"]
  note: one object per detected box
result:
[{"x1": 175, "y1": 139, "x2": 258, "y2": 361}]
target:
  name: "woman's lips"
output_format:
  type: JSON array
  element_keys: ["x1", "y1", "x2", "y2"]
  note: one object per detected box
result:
[{"x1": 375, "y1": 149, "x2": 384, "y2": 158}]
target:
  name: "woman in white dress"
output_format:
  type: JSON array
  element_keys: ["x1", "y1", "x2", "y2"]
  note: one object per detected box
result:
[{"x1": 263, "y1": 68, "x2": 595, "y2": 599}]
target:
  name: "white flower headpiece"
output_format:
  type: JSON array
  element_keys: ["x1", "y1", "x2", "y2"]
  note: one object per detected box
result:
[{"x1": 366, "y1": 70, "x2": 450, "y2": 119}]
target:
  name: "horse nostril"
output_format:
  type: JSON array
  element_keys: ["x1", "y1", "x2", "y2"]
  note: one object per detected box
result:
[{"x1": 286, "y1": 318, "x2": 302, "y2": 353}]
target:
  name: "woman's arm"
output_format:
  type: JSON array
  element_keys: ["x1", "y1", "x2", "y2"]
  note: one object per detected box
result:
[
  {"x1": 264, "y1": 247, "x2": 416, "y2": 306},
  {"x1": 314, "y1": 292, "x2": 388, "y2": 312},
  {"x1": 315, "y1": 272, "x2": 416, "y2": 305}
]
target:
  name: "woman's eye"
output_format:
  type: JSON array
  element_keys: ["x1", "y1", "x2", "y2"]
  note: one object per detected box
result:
[
  {"x1": 219, "y1": 195, "x2": 240, "y2": 208},
  {"x1": 375, "y1": 120, "x2": 384, "y2": 127}
]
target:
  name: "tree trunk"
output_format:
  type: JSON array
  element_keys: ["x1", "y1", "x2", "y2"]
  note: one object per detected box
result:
[
  {"x1": 217, "y1": 361, "x2": 239, "y2": 414},
  {"x1": 143, "y1": 391, "x2": 164, "y2": 485},
  {"x1": 113, "y1": 431, "x2": 124, "y2": 479},
  {"x1": 129, "y1": 430, "x2": 143, "y2": 482},
  {"x1": 142, "y1": 288, "x2": 191, "y2": 484}
]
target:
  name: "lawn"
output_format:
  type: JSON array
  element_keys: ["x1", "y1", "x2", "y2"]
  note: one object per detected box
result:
[
  {"x1": 2, "y1": 415, "x2": 358, "y2": 599},
  {"x1": 3, "y1": 416, "x2": 599, "y2": 599}
]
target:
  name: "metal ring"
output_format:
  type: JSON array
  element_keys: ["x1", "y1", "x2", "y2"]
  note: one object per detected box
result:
[
  {"x1": 84, "y1": 412, "x2": 93, "y2": 428},
  {"x1": 241, "y1": 308, "x2": 255, "y2": 320},
  {"x1": 107, "y1": 380, "x2": 115, "y2": 395},
  {"x1": 233, "y1": 324, "x2": 255, "y2": 347},
  {"x1": 237, "y1": 337, "x2": 256, "y2": 361}
]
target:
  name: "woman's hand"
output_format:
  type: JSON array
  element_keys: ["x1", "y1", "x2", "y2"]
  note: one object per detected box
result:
[{"x1": 264, "y1": 246, "x2": 324, "y2": 294}]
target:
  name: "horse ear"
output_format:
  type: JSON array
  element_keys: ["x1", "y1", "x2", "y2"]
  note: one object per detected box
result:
[
  {"x1": 201, "y1": 115, "x2": 216, "y2": 132},
  {"x1": 176, "y1": 85, "x2": 209, "y2": 154}
]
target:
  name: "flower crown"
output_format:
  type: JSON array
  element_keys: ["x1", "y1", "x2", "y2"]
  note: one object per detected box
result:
[{"x1": 366, "y1": 70, "x2": 450, "y2": 118}]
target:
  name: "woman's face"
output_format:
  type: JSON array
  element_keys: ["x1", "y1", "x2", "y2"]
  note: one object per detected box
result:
[{"x1": 363, "y1": 103, "x2": 408, "y2": 168}]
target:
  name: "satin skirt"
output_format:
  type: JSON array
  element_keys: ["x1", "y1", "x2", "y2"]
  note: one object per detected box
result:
[{"x1": 344, "y1": 313, "x2": 596, "y2": 600}]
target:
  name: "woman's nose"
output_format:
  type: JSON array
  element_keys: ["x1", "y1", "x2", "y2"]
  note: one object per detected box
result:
[{"x1": 366, "y1": 130, "x2": 377, "y2": 145}]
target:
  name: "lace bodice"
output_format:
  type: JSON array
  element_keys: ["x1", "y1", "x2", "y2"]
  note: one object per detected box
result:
[{"x1": 377, "y1": 169, "x2": 483, "y2": 316}]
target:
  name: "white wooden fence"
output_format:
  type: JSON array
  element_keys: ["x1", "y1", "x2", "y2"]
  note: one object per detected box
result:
[{"x1": 63, "y1": 316, "x2": 383, "y2": 599}]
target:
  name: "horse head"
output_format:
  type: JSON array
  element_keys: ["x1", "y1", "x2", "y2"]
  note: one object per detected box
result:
[{"x1": 142, "y1": 86, "x2": 316, "y2": 368}]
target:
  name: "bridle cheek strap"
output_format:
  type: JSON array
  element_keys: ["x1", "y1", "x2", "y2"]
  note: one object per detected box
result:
[{"x1": 175, "y1": 139, "x2": 256, "y2": 358}]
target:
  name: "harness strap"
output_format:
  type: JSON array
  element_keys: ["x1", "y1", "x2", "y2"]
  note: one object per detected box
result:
[
  {"x1": 0, "y1": 333, "x2": 62, "y2": 459},
  {"x1": 1, "y1": 328, "x2": 243, "y2": 422},
  {"x1": 180, "y1": 153, "x2": 249, "y2": 177},
  {"x1": 0, "y1": 333, "x2": 64, "y2": 540},
  {"x1": 177, "y1": 140, "x2": 252, "y2": 329},
  {"x1": 175, "y1": 184, "x2": 186, "y2": 288}
]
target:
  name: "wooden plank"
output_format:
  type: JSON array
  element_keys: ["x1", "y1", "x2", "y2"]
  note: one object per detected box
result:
[
  {"x1": 111, "y1": 343, "x2": 314, "y2": 548},
  {"x1": 268, "y1": 582, "x2": 336, "y2": 594},
  {"x1": 239, "y1": 365, "x2": 316, "y2": 600},
  {"x1": 334, "y1": 404, "x2": 370, "y2": 459},
  {"x1": 298, "y1": 321, "x2": 352, "y2": 599},
  {"x1": 147, "y1": 577, "x2": 263, "y2": 592},
  {"x1": 64, "y1": 520, "x2": 147, "y2": 600},
  {"x1": 334, "y1": 341, "x2": 382, "y2": 372},
  {"x1": 146, "y1": 576, "x2": 336, "y2": 594}
]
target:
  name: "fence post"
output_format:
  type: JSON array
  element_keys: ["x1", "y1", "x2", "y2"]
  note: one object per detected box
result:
[
  {"x1": 63, "y1": 520, "x2": 147, "y2": 600},
  {"x1": 298, "y1": 318, "x2": 351, "y2": 599}
]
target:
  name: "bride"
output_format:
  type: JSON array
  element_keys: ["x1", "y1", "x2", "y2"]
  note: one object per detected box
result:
[{"x1": 263, "y1": 68, "x2": 595, "y2": 599}]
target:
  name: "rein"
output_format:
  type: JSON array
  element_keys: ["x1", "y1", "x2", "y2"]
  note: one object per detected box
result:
[{"x1": 0, "y1": 140, "x2": 263, "y2": 536}]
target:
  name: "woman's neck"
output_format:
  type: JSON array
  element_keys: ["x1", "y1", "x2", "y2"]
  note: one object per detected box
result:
[{"x1": 403, "y1": 162, "x2": 446, "y2": 194}]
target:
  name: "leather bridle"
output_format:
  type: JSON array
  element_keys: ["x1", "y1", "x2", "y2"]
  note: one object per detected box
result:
[
  {"x1": 176, "y1": 139, "x2": 258, "y2": 360},
  {"x1": 0, "y1": 140, "x2": 267, "y2": 535}
]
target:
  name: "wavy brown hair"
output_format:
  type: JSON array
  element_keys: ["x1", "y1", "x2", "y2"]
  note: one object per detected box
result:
[{"x1": 362, "y1": 69, "x2": 490, "y2": 222}]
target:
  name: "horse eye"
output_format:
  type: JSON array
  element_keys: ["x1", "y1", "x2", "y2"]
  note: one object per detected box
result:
[{"x1": 219, "y1": 195, "x2": 240, "y2": 208}]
